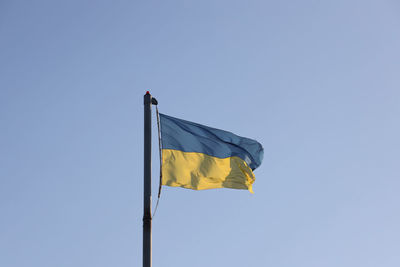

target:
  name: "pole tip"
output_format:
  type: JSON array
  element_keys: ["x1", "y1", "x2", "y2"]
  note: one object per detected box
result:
[{"x1": 146, "y1": 91, "x2": 150, "y2": 95}]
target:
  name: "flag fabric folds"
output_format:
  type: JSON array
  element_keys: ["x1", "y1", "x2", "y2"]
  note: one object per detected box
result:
[{"x1": 159, "y1": 113, "x2": 263, "y2": 193}]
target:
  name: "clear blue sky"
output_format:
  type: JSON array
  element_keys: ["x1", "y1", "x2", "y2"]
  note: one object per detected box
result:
[{"x1": 1, "y1": 1, "x2": 400, "y2": 266}]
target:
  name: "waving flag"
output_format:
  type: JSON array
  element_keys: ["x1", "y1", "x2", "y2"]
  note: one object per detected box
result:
[{"x1": 159, "y1": 113, "x2": 263, "y2": 193}]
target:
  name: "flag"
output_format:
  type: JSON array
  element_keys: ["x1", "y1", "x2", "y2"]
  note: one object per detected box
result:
[{"x1": 159, "y1": 113, "x2": 263, "y2": 193}]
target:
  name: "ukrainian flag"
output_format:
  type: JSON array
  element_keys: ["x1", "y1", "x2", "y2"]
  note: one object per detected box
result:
[{"x1": 160, "y1": 113, "x2": 263, "y2": 193}]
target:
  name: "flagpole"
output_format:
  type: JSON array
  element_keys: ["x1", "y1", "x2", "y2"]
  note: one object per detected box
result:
[{"x1": 143, "y1": 91, "x2": 152, "y2": 267}]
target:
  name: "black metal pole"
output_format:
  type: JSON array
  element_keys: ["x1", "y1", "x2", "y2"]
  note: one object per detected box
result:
[{"x1": 143, "y1": 91, "x2": 152, "y2": 267}]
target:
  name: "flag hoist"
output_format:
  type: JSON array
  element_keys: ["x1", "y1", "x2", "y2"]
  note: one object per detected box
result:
[{"x1": 143, "y1": 91, "x2": 156, "y2": 267}]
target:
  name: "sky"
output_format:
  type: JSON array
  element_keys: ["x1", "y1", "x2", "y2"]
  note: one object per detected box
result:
[{"x1": 1, "y1": 0, "x2": 400, "y2": 266}]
